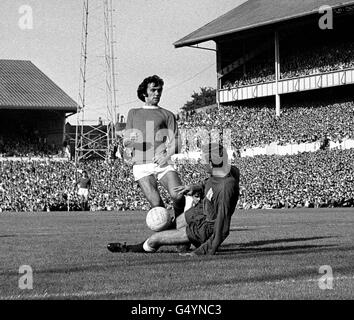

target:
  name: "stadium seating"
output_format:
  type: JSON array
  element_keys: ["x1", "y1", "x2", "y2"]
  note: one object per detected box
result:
[
  {"x1": 178, "y1": 100, "x2": 354, "y2": 151},
  {"x1": 0, "y1": 147, "x2": 353, "y2": 212},
  {"x1": 222, "y1": 40, "x2": 354, "y2": 89},
  {"x1": 0, "y1": 135, "x2": 60, "y2": 158}
]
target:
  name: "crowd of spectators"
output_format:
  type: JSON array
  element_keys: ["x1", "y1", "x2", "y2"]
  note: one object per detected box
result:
[
  {"x1": 178, "y1": 100, "x2": 354, "y2": 150},
  {"x1": 0, "y1": 159, "x2": 160, "y2": 212},
  {"x1": 177, "y1": 148, "x2": 354, "y2": 210},
  {"x1": 223, "y1": 57, "x2": 275, "y2": 89},
  {"x1": 0, "y1": 135, "x2": 60, "y2": 158},
  {"x1": 0, "y1": 147, "x2": 353, "y2": 212},
  {"x1": 281, "y1": 41, "x2": 354, "y2": 79},
  {"x1": 222, "y1": 40, "x2": 354, "y2": 89},
  {"x1": 236, "y1": 148, "x2": 354, "y2": 209},
  {"x1": 0, "y1": 160, "x2": 79, "y2": 212}
]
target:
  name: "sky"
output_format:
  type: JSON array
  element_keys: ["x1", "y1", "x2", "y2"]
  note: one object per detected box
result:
[{"x1": 0, "y1": 0, "x2": 245, "y2": 123}]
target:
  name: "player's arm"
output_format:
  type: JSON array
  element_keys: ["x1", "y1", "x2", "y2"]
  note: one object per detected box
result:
[
  {"x1": 165, "y1": 113, "x2": 181, "y2": 157},
  {"x1": 193, "y1": 190, "x2": 233, "y2": 255},
  {"x1": 174, "y1": 182, "x2": 205, "y2": 197},
  {"x1": 122, "y1": 109, "x2": 140, "y2": 163},
  {"x1": 122, "y1": 109, "x2": 136, "y2": 148},
  {"x1": 165, "y1": 131, "x2": 181, "y2": 159}
]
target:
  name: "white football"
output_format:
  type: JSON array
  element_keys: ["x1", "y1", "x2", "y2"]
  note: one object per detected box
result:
[{"x1": 146, "y1": 207, "x2": 173, "y2": 232}]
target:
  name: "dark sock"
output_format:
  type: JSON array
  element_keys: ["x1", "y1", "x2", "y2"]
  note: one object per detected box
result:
[
  {"x1": 126, "y1": 241, "x2": 146, "y2": 253},
  {"x1": 169, "y1": 219, "x2": 177, "y2": 229},
  {"x1": 176, "y1": 243, "x2": 191, "y2": 253},
  {"x1": 173, "y1": 196, "x2": 186, "y2": 217}
]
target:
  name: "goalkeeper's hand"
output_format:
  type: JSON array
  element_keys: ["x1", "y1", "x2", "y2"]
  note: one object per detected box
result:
[{"x1": 173, "y1": 185, "x2": 194, "y2": 197}]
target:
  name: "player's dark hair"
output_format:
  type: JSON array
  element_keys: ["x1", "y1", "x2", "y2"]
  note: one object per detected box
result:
[
  {"x1": 137, "y1": 75, "x2": 164, "y2": 102},
  {"x1": 201, "y1": 143, "x2": 228, "y2": 168}
]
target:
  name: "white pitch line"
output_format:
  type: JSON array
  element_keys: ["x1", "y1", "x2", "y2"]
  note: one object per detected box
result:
[
  {"x1": 0, "y1": 289, "x2": 126, "y2": 300},
  {"x1": 1, "y1": 275, "x2": 353, "y2": 300},
  {"x1": 264, "y1": 274, "x2": 354, "y2": 286}
]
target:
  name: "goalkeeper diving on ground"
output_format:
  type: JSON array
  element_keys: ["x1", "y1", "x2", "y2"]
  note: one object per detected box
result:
[{"x1": 107, "y1": 143, "x2": 240, "y2": 256}]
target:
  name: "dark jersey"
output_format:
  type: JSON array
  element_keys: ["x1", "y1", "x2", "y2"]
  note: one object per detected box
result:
[
  {"x1": 78, "y1": 177, "x2": 91, "y2": 189},
  {"x1": 124, "y1": 107, "x2": 179, "y2": 165},
  {"x1": 194, "y1": 166, "x2": 240, "y2": 255}
]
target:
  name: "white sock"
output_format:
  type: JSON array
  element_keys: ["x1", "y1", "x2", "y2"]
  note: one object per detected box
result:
[
  {"x1": 184, "y1": 195, "x2": 194, "y2": 212},
  {"x1": 143, "y1": 239, "x2": 157, "y2": 253}
]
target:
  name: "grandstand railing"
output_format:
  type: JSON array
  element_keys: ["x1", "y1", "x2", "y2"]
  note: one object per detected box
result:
[
  {"x1": 0, "y1": 156, "x2": 69, "y2": 162},
  {"x1": 172, "y1": 138, "x2": 354, "y2": 161},
  {"x1": 219, "y1": 68, "x2": 354, "y2": 103}
]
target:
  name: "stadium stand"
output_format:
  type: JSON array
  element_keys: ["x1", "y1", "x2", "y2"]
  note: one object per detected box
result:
[
  {"x1": 1, "y1": 147, "x2": 353, "y2": 212},
  {"x1": 0, "y1": 60, "x2": 77, "y2": 158},
  {"x1": 178, "y1": 97, "x2": 354, "y2": 150},
  {"x1": 222, "y1": 38, "x2": 354, "y2": 89}
]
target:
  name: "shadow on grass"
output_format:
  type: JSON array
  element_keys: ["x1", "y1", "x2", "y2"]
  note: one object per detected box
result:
[
  {"x1": 220, "y1": 236, "x2": 335, "y2": 250},
  {"x1": 229, "y1": 227, "x2": 257, "y2": 232},
  {"x1": 218, "y1": 243, "x2": 337, "y2": 255},
  {"x1": 27, "y1": 263, "x2": 352, "y2": 300},
  {"x1": 1, "y1": 236, "x2": 346, "y2": 277},
  {"x1": 2, "y1": 244, "x2": 344, "y2": 278}
]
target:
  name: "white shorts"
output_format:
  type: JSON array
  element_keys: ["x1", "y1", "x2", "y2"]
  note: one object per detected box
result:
[
  {"x1": 78, "y1": 188, "x2": 89, "y2": 198},
  {"x1": 133, "y1": 163, "x2": 176, "y2": 182}
]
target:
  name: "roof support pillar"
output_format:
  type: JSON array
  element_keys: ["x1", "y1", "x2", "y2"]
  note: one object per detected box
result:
[
  {"x1": 275, "y1": 30, "x2": 281, "y2": 117},
  {"x1": 216, "y1": 42, "x2": 221, "y2": 108}
]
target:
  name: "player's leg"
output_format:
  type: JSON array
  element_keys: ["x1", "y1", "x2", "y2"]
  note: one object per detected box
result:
[
  {"x1": 107, "y1": 227, "x2": 190, "y2": 253},
  {"x1": 159, "y1": 171, "x2": 185, "y2": 217},
  {"x1": 77, "y1": 189, "x2": 82, "y2": 210},
  {"x1": 137, "y1": 175, "x2": 164, "y2": 208},
  {"x1": 159, "y1": 171, "x2": 190, "y2": 251},
  {"x1": 107, "y1": 210, "x2": 189, "y2": 253},
  {"x1": 175, "y1": 210, "x2": 187, "y2": 229},
  {"x1": 84, "y1": 193, "x2": 89, "y2": 211},
  {"x1": 107, "y1": 199, "x2": 205, "y2": 254},
  {"x1": 78, "y1": 191, "x2": 85, "y2": 211},
  {"x1": 144, "y1": 227, "x2": 190, "y2": 252}
]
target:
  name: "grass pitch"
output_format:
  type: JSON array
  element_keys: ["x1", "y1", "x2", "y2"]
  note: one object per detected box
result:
[{"x1": 0, "y1": 208, "x2": 353, "y2": 300}]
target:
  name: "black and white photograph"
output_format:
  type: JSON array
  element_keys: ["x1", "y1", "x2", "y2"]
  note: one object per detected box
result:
[{"x1": 0, "y1": 0, "x2": 353, "y2": 307}]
